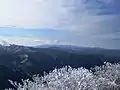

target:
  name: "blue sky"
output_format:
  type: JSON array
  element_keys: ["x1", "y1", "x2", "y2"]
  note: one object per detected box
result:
[{"x1": 0, "y1": 0, "x2": 120, "y2": 49}]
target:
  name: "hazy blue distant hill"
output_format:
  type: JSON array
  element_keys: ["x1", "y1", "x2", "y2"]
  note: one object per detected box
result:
[{"x1": 36, "y1": 44, "x2": 120, "y2": 57}]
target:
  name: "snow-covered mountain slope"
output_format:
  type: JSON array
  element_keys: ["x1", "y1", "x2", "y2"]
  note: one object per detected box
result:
[{"x1": 0, "y1": 44, "x2": 35, "y2": 53}]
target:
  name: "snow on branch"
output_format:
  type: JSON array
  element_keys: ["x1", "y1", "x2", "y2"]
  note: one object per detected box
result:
[{"x1": 6, "y1": 62, "x2": 120, "y2": 90}]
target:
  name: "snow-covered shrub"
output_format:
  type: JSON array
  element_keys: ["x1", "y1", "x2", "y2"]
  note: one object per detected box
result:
[
  {"x1": 6, "y1": 62, "x2": 120, "y2": 90},
  {"x1": 94, "y1": 62, "x2": 120, "y2": 84}
]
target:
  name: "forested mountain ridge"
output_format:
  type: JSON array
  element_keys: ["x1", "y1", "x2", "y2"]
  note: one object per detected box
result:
[{"x1": 1, "y1": 44, "x2": 120, "y2": 89}]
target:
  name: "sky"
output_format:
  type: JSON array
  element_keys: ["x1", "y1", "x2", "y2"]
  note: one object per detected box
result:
[{"x1": 0, "y1": 0, "x2": 120, "y2": 49}]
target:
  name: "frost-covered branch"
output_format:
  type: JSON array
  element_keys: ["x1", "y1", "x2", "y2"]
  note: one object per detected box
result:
[{"x1": 6, "y1": 62, "x2": 120, "y2": 90}]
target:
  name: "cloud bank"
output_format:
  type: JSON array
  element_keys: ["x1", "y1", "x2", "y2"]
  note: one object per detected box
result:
[
  {"x1": 0, "y1": 0, "x2": 119, "y2": 30},
  {"x1": 0, "y1": 36, "x2": 60, "y2": 46},
  {"x1": 0, "y1": 0, "x2": 120, "y2": 49}
]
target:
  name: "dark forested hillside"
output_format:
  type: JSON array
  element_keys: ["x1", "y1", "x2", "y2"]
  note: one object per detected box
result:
[{"x1": 0, "y1": 44, "x2": 120, "y2": 90}]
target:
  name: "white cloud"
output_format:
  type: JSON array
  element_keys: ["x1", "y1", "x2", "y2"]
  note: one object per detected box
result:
[
  {"x1": 0, "y1": 0, "x2": 119, "y2": 32},
  {"x1": 0, "y1": 36, "x2": 60, "y2": 46},
  {"x1": 0, "y1": 0, "x2": 68, "y2": 28},
  {"x1": 0, "y1": 0, "x2": 120, "y2": 49}
]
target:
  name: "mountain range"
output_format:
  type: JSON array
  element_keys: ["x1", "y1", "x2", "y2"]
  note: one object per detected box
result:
[{"x1": 0, "y1": 44, "x2": 120, "y2": 90}]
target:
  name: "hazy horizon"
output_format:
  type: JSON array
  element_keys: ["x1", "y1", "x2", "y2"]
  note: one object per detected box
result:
[{"x1": 0, "y1": 0, "x2": 120, "y2": 49}]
